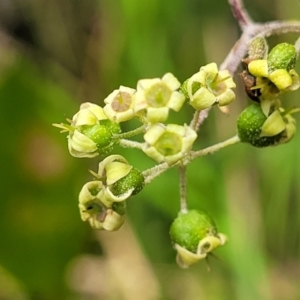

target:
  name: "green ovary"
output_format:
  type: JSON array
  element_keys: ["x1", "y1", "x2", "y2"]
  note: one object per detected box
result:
[
  {"x1": 155, "y1": 132, "x2": 182, "y2": 156},
  {"x1": 146, "y1": 83, "x2": 172, "y2": 107}
]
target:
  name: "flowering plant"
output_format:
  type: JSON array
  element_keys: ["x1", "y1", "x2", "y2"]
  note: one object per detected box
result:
[{"x1": 53, "y1": 0, "x2": 300, "y2": 268}]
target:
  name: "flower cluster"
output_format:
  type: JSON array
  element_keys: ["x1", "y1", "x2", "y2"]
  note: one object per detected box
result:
[
  {"x1": 238, "y1": 41, "x2": 300, "y2": 147},
  {"x1": 103, "y1": 73, "x2": 186, "y2": 124},
  {"x1": 79, "y1": 155, "x2": 144, "y2": 230}
]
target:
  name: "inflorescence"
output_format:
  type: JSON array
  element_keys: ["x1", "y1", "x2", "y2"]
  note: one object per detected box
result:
[{"x1": 54, "y1": 38, "x2": 300, "y2": 268}]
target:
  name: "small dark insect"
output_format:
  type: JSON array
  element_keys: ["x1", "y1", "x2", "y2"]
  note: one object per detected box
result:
[{"x1": 239, "y1": 58, "x2": 261, "y2": 102}]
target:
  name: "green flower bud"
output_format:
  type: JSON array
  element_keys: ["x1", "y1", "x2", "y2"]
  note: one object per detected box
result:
[
  {"x1": 237, "y1": 103, "x2": 295, "y2": 147},
  {"x1": 247, "y1": 37, "x2": 268, "y2": 60},
  {"x1": 169, "y1": 210, "x2": 226, "y2": 268},
  {"x1": 179, "y1": 79, "x2": 189, "y2": 100},
  {"x1": 268, "y1": 43, "x2": 297, "y2": 73}
]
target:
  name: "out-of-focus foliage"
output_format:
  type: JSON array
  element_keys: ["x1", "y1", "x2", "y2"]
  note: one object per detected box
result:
[{"x1": 0, "y1": 0, "x2": 300, "y2": 299}]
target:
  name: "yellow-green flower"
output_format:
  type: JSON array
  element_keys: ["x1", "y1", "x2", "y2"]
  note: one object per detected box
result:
[
  {"x1": 97, "y1": 155, "x2": 144, "y2": 202},
  {"x1": 78, "y1": 181, "x2": 125, "y2": 230},
  {"x1": 134, "y1": 73, "x2": 186, "y2": 123},
  {"x1": 53, "y1": 102, "x2": 121, "y2": 158},
  {"x1": 103, "y1": 86, "x2": 136, "y2": 122},
  {"x1": 142, "y1": 123, "x2": 197, "y2": 165},
  {"x1": 187, "y1": 63, "x2": 236, "y2": 111}
]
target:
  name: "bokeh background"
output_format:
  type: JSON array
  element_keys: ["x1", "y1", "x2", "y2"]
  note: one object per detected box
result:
[{"x1": 1, "y1": 0, "x2": 300, "y2": 299}]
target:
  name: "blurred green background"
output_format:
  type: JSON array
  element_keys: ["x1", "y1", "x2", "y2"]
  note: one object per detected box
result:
[{"x1": 1, "y1": 0, "x2": 300, "y2": 299}]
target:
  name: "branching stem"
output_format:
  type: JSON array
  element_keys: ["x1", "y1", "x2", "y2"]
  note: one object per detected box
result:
[{"x1": 142, "y1": 135, "x2": 240, "y2": 184}]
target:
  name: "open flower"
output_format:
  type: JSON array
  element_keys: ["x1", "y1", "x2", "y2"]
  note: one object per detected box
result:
[
  {"x1": 134, "y1": 73, "x2": 186, "y2": 123},
  {"x1": 169, "y1": 210, "x2": 227, "y2": 268},
  {"x1": 78, "y1": 181, "x2": 126, "y2": 230},
  {"x1": 53, "y1": 102, "x2": 121, "y2": 158},
  {"x1": 142, "y1": 123, "x2": 197, "y2": 165},
  {"x1": 103, "y1": 86, "x2": 136, "y2": 122},
  {"x1": 186, "y1": 63, "x2": 236, "y2": 111},
  {"x1": 97, "y1": 155, "x2": 144, "y2": 202}
]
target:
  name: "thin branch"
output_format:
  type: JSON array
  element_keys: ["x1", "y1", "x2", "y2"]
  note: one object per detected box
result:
[
  {"x1": 116, "y1": 124, "x2": 147, "y2": 139},
  {"x1": 188, "y1": 135, "x2": 240, "y2": 161},
  {"x1": 119, "y1": 139, "x2": 144, "y2": 150},
  {"x1": 228, "y1": 0, "x2": 253, "y2": 29},
  {"x1": 179, "y1": 165, "x2": 188, "y2": 213},
  {"x1": 142, "y1": 162, "x2": 169, "y2": 184}
]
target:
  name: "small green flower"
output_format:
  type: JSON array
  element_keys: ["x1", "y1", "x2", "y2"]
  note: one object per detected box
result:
[
  {"x1": 142, "y1": 123, "x2": 197, "y2": 165},
  {"x1": 53, "y1": 102, "x2": 121, "y2": 158},
  {"x1": 97, "y1": 155, "x2": 144, "y2": 201},
  {"x1": 169, "y1": 210, "x2": 226, "y2": 268},
  {"x1": 78, "y1": 181, "x2": 126, "y2": 230},
  {"x1": 103, "y1": 86, "x2": 136, "y2": 122},
  {"x1": 134, "y1": 73, "x2": 186, "y2": 123},
  {"x1": 247, "y1": 37, "x2": 268, "y2": 60},
  {"x1": 237, "y1": 103, "x2": 296, "y2": 147},
  {"x1": 186, "y1": 63, "x2": 236, "y2": 111}
]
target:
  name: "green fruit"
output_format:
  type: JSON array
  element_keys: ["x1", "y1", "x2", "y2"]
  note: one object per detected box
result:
[
  {"x1": 110, "y1": 168, "x2": 144, "y2": 196},
  {"x1": 268, "y1": 43, "x2": 297, "y2": 73},
  {"x1": 169, "y1": 210, "x2": 217, "y2": 253},
  {"x1": 237, "y1": 103, "x2": 282, "y2": 147},
  {"x1": 80, "y1": 124, "x2": 112, "y2": 147}
]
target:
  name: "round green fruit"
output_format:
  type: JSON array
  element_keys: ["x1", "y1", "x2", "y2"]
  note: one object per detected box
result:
[
  {"x1": 237, "y1": 103, "x2": 282, "y2": 147},
  {"x1": 110, "y1": 168, "x2": 144, "y2": 196},
  {"x1": 169, "y1": 210, "x2": 217, "y2": 253},
  {"x1": 268, "y1": 43, "x2": 297, "y2": 73}
]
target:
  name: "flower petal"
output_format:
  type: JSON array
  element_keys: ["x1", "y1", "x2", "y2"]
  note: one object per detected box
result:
[
  {"x1": 190, "y1": 87, "x2": 216, "y2": 110},
  {"x1": 162, "y1": 73, "x2": 181, "y2": 90},
  {"x1": 146, "y1": 107, "x2": 169, "y2": 123}
]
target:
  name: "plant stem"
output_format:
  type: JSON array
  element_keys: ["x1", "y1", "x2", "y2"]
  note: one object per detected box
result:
[
  {"x1": 142, "y1": 136, "x2": 240, "y2": 184},
  {"x1": 116, "y1": 124, "x2": 147, "y2": 139},
  {"x1": 142, "y1": 162, "x2": 169, "y2": 184},
  {"x1": 228, "y1": 0, "x2": 252, "y2": 29},
  {"x1": 187, "y1": 135, "x2": 241, "y2": 162},
  {"x1": 179, "y1": 165, "x2": 188, "y2": 213},
  {"x1": 119, "y1": 139, "x2": 144, "y2": 150}
]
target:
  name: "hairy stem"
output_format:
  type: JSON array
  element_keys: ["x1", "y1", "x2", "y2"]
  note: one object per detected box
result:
[
  {"x1": 119, "y1": 139, "x2": 144, "y2": 150},
  {"x1": 188, "y1": 135, "x2": 241, "y2": 161},
  {"x1": 116, "y1": 124, "x2": 147, "y2": 139},
  {"x1": 142, "y1": 162, "x2": 169, "y2": 184},
  {"x1": 228, "y1": 0, "x2": 252, "y2": 29},
  {"x1": 142, "y1": 136, "x2": 240, "y2": 184}
]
